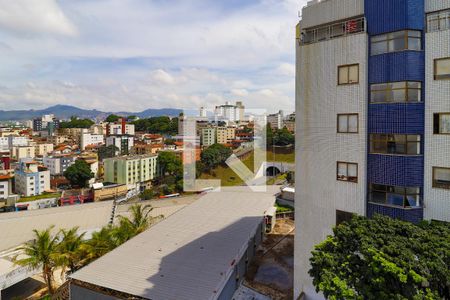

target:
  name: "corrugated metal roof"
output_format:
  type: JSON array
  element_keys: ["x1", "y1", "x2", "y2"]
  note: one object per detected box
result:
[{"x1": 70, "y1": 187, "x2": 277, "y2": 300}]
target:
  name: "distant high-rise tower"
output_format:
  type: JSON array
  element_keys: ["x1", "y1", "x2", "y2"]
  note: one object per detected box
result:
[{"x1": 295, "y1": 0, "x2": 450, "y2": 298}]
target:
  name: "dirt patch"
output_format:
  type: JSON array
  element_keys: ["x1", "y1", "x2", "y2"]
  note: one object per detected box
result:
[{"x1": 245, "y1": 219, "x2": 295, "y2": 300}]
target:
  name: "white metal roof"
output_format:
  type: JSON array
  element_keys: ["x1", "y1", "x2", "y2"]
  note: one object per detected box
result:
[{"x1": 70, "y1": 187, "x2": 277, "y2": 300}]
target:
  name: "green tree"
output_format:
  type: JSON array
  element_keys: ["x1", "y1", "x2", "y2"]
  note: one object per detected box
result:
[
  {"x1": 139, "y1": 189, "x2": 155, "y2": 200},
  {"x1": 13, "y1": 226, "x2": 59, "y2": 295},
  {"x1": 200, "y1": 143, "x2": 232, "y2": 170},
  {"x1": 63, "y1": 160, "x2": 94, "y2": 188},
  {"x1": 132, "y1": 116, "x2": 178, "y2": 135},
  {"x1": 118, "y1": 204, "x2": 162, "y2": 235},
  {"x1": 273, "y1": 127, "x2": 295, "y2": 146},
  {"x1": 127, "y1": 115, "x2": 138, "y2": 121},
  {"x1": 309, "y1": 214, "x2": 450, "y2": 299},
  {"x1": 59, "y1": 116, "x2": 94, "y2": 129},
  {"x1": 79, "y1": 226, "x2": 116, "y2": 265},
  {"x1": 158, "y1": 151, "x2": 182, "y2": 177},
  {"x1": 54, "y1": 227, "x2": 86, "y2": 275},
  {"x1": 98, "y1": 145, "x2": 119, "y2": 161},
  {"x1": 266, "y1": 124, "x2": 274, "y2": 147},
  {"x1": 105, "y1": 114, "x2": 120, "y2": 122}
]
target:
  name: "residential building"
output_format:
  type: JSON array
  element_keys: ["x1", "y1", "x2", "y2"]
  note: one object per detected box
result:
[
  {"x1": 284, "y1": 112, "x2": 296, "y2": 133},
  {"x1": 0, "y1": 156, "x2": 10, "y2": 170},
  {"x1": 106, "y1": 135, "x2": 134, "y2": 155},
  {"x1": 11, "y1": 146, "x2": 35, "y2": 160},
  {"x1": 42, "y1": 156, "x2": 76, "y2": 175},
  {"x1": 0, "y1": 137, "x2": 8, "y2": 151},
  {"x1": 0, "y1": 174, "x2": 13, "y2": 200},
  {"x1": 15, "y1": 159, "x2": 50, "y2": 197},
  {"x1": 90, "y1": 123, "x2": 106, "y2": 135},
  {"x1": 7, "y1": 136, "x2": 29, "y2": 148},
  {"x1": 80, "y1": 133, "x2": 104, "y2": 150},
  {"x1": 48, "y1": 134, "x2": 68, "y2": 145},
  {"x1": 201, "y1": 127, "x2": 216, "y2": 146},
  {"x1": 103, "y1": 154, "x2": 158, "y2": 189},
  {"x1": 34, "y1": 143, "x2": 54, "y2": 157},
  {"x1": 33, "y1": 114, "x2": 59, "y2": 132},
  {"x1": 214, "y1": 101, "x2": 245, "y2": 122},
  {"x1": 216, "y1": 127, "x2": 235, "y2": 144},
  {"x1": 267, "y1": 110, "x2": 284, "y2": 130},
  {"x1": 106, "y1": 118, "x2": 135, "y2": 136},
  {"x1": 132, "y1": 143, "x2": 163, "y2": 155},
  {"x1": 295, "y1": 0, "x2": 450, "y2": 299}
]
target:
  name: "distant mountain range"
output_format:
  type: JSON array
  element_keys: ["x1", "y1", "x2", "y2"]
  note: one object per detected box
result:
[{"x1": 0, "y1": 105, "x2": 183, "y2": 121}]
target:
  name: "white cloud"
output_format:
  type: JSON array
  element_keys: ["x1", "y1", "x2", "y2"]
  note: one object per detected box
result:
[
  {"x1": 0, "y1": 0, "x2": 305, "y2": 112},
  {"x1": 0, "y1": 0, "x2": 77, "y2": 37}
]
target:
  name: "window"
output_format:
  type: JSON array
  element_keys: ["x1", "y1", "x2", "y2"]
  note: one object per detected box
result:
[
  {"x1": 369, "y1": 184, "x2": 420, "y2": 208},
  {"x1": 434, "y1": 58, "x2": 450, "y2": 80},
  {"x1": 338, "y1": 64, "x2": 359, "y2": 85},
  {"x1": 433, "y1": 167, "x2": 450, "y2": 189},
  {"x1": 427, "y1": 9, "x2": 450, "y2": 32},
  {"x1": 370, "y1": 82, "x2": 421, "y2": 103},
  {"x1": 336, "y1": 210, "x2": 354, "y2": 226},
  {"x1": 434, "y1": 113, "x2": 450, "y2": 134},
  {"x1": 371, "y1": 30, "x2": 421, "y2": 55},
  {"x1": 370, "y1": 134, "x2": 421, "y2": 155},
  {"x1": 337, "y1": 162, "x2": 358, "y2": 183},
  {"x1": 337, "y1": 114, "x2": 358, "y2": 133}
]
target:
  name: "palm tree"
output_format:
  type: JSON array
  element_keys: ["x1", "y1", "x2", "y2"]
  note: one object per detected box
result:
[
  {"x1": 13, "y1": 226, "x2": 59, "y2": 295},
  {"x1": 120, "y1": 204, "x2": 162, "y2": 235},
  {"x1": 78, "y1": 226, "x2": 116, "y2": 265},
  {"x1": 54, "y1": 227, "x2": 86, "y2": 276}
]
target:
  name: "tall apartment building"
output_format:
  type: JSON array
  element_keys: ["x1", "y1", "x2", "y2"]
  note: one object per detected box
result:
[
  {"x1": 106, "y1": 135, "x2": 134, "y2": 155},
  {"x1": 214, "y1": 101, "x2": 245, "y2": 122},
  {"x1": 103, "y1": 154, "x2": 158, "y2": 189},
  {"x1": 216, "y1": 127, "x2": 236, "y2": 144},
  {"x1": 106, "y1": 118, "x2": 135, "y2": 136},
  {"x1": 295, "y1": 0, "x2": 450, "y2": 299},
  {"x1": 267, "y1": 110, "x2": 284, "y2": 130},
  {"x1": 15, "y1": 159, "x2": 50, "y2": 197},
  {"x1": 201, "y1": 127, "x2": 216, "y2": 147},
  {"x1": 80, "y1": 133, "x2": 105, "y2": 150},
  {"x1": 43, "y1": 156, "x2": 76, "y2": 175},
  {"x1": 34, "y1": 143, "x2": 54, "y2": 157}
]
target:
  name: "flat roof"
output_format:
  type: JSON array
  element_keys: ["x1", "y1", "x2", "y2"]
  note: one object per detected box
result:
[{"x1": 70, "y1": 187, "x2": 277, "y2": 299}]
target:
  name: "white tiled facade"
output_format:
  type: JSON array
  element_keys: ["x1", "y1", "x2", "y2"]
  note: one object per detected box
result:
[
  {"x1": 424, "y1": 0, "x2": 450, "y2": 222},
  {"x1": 295, "y1": 0, "x2": 367, "y2": 298}
]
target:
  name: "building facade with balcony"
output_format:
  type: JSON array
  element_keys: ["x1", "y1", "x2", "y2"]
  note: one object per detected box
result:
[{"x1": 295, "y1": 0, "x2": 450, "y2": 298}]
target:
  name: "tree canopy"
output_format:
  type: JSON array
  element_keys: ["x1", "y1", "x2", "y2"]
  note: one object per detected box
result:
[
  {"x1": 105, "y1": 114, "x2": 121, "y2": 122},
  {"x1": 309, "y1": 214, "x2": 450, "y2": 299},
  {"x1": 157, "y1": 151, "x2": 182, "y2": 177},
  {"x1": 59, "y1": 116, "x2": 94, "y2": 129},
  {"x1": 63, "y1": 160, "x2": 94, "y2": 188},
  {"x1": 200, "y1": 143, "x2": 232, "y2": 170},
  {"x1": 132, "y1": 116, "x2": 178, "y2": 135}
]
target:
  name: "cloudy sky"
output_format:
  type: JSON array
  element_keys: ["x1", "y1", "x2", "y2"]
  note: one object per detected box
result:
[{"x1": 0, "y1": 0, "x2": 306, "y2": 113}]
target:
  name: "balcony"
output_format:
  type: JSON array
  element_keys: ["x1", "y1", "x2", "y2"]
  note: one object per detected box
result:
[{"x1": 299, "y1": 17, "x2": 365, "y2": 45}]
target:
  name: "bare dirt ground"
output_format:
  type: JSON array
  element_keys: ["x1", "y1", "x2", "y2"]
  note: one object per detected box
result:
[{"x1": 245, "y1": 219, "x2": 295, "y2": 300}]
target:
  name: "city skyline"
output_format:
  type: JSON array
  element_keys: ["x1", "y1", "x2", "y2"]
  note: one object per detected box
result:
[{"x1": 0, "y1": 0, "x2": 305, "y2": 112}]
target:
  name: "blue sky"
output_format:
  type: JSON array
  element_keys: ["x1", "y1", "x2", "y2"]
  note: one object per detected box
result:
[{"x1": 0, "y1": 0, "x2": 306, "y2": 112}]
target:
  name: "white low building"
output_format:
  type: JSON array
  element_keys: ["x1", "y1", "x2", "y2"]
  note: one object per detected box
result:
[
  {"x1": 15, "y1": 159, "x2": 50, "y2": 197},
  {"x1": 80, "y1": 133, "x2": 105, "y2": 150}
]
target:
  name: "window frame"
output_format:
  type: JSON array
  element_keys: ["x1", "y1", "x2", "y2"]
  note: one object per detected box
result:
[
  {"x1": 337, "y1": 64, "x2": 360, "y2": 85},
  {"x1": 433, "y1": 113, "x2": 450, "y2": 135},
  {"x1": 369, "y1": 134, "x2": 421, "y2": 155},
  {"x1": 434, "y1": 57, "x2": 450, "y2": 80},
  {"x1": 336, "y1": 161, "x2": 358, "y2": 183},
  {"x1": 337, "y1": 113, "x2": 359, "y2": 134},
  {"x1": 432, "y1": 167, "x2": 450, "y2": 190},
  {"x1": 426, "y1": 9, "x2": 450, "y2": 32},
  {"x1": 370, "y1": 81, "x2": 422, "y2": 103},
  {"x1": 370, "y1": 30, "x2": 422, "y2": 56},
  {"x1": 369, "y1": 183, "x2": 421, "y2": 208}
]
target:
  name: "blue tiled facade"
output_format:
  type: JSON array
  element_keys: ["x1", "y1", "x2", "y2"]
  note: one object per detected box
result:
[
  {"x1": 367, "y1": 203, "x2": 424, "y2": 223},
  {"x1": 368, "y1": 154, "x2": 424, "y2": 187},
  {"x1": 365, "y1": 0, "x2": 425, "y2": 222}
]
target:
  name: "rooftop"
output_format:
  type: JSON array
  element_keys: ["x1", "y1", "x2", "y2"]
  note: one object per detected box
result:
[{"x1": 70, "y1": 186, "x2": 277, "y2": 299}]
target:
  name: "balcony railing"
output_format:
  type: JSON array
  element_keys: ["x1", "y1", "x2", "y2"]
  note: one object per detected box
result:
[{"x1": 299, "y1": 17, "x2": 366, "y2": 45}]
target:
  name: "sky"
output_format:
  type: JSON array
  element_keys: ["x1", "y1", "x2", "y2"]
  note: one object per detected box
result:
[{"x1": 0, "y1": 0, "x2": 306, "y2": 113}]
